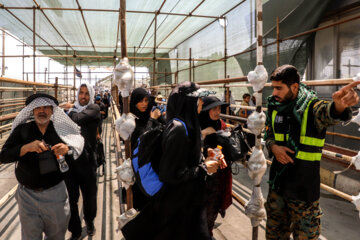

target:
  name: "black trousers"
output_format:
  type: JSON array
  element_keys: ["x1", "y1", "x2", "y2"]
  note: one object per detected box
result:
[{"x1": 65, "y1": 158, "x2": 97, "y2": 235}]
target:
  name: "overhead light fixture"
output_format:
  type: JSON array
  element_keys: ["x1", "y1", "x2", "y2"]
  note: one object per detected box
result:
[
  {"x1": 218, "y1": 17, "x2": 228, "y2": 28},
  {"x1": 116, "y1": 58, "x2": 119, "y2": 61},
  {"x1": 117, "y1": 41, "x2": 121, "y2": 47},
  {"x1": 174, "y1": 48, "x2": 178, "y2": 55}
]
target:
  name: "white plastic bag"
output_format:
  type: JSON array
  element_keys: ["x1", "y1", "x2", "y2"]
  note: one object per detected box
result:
[
  {"x1": 352, "y1": 151, "x2": 360, "y2": 170},
  {"x1": 353, "y1": 72, "x2": 360, "y2": 90},
  {"x1": 351, "y1": 111, "x2": 360, "y2": 131},
  {"x1": 113, "y1": 57, "x2": 134, "y2": 97},
  {"x1": 247, "y1": 147, "x2": 267, "y2": 185},
  {"x1": 245, "y1": 186, "x2": 266, "y2": 227},
  {"x1": 115, "y1": 113, "x2": 136, "y2": 141},
  {"x1": 116, "y1": 158, "x2": 135, "y2": 189},
  {"x1": 117, "y1": 208, "x2": 139, "y2": 230},
  {"x1": 247, "y1": 65, "x2": 268, "y2": 92},
  {"x1": 352, "y1": 193, "x2": 360, "y2": 219},
  {"x1": 247, "y1": 111, "x2": 266, "y2": 136}
]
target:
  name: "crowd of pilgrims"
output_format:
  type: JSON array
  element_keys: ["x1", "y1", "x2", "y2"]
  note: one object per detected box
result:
[{"x1": 122, "y1": 81, "x2": 248, "y2": 240}]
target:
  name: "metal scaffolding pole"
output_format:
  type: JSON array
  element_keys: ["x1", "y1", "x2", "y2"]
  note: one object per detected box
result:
[
  {"x1": 224, "y1": 16, "x2": 228, "y2": 79},
  {"x1": 136, "y1": 0, "x2": 167, "y2": 54},
  {"x1": 153, "y1": 12, "x2": 157, "y2": 86},
  {"x1": 1, "y1": 29, "x2": 5, "y2": 77},
  {"x1": 33, "y1": 7, "x2": 36, "y2": 83},
  {"x1": 157, "y1": 0, "x2": 206, "y2": 47}
]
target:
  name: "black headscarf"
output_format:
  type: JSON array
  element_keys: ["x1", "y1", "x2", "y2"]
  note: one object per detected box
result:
[
  {"x1": 166, "y1": 82, "x2": 202, "y2": 162},
  {"x1": 130, "y1": 88, "x2": 155, "y2": 148},
  {"x1": 130, "y1": 88, "x2": 154, "y2": 125},
  {"x1": 199, "y1": 110, "x2": 221, "y2": 131}
]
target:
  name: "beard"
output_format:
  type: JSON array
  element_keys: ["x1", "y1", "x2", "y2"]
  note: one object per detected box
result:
[
  {"x1": 275, "y1": 89, "x2": 295, "y2": 103},
  {"x1": 34, "y1": 113, "x2": 51, "y2": 125}
]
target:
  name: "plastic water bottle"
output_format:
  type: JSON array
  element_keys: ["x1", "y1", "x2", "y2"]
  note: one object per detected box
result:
[
  {"x1": 57, "y1": 155, "x2": 69, "y2": 173},
  {"x1": 213, "y1": 145, "x2": 223, "y2": 161}
]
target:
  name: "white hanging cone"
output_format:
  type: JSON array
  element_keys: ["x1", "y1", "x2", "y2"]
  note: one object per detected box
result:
[
  {"x1": 247, "y1": 111, "x2": 266, "y2": 136},
  {"x1": 352, "y1": 151, "x2": 360, "y2": 170},
  {"x1": 115, "y1": 113, "x2": 136, "y2": 140},
  {"x1": 352, "y1": 193, "x2": 360, "y2": 219},
  {"x1": 353, "y1": 72, "x2": 360, "y2": 90},
  {"x1": 116, "y1": 158, "x2": 135, "y2": 189},
  {"x1": 247, "y1": 65, "x2": 268, "y2": 92},
  {"x1": 117, "y1": 208, "x2": 139, "y2": 230},
  {"x1": 114, "y1": 57, "x2": 134, "y2": 97},
  {"x1": 245, "y1": 186, "x2": 266, "y2": 227},
  {"x1": 247, "y1": 147, "x2": 267, "y2": 185},
  {"x1": 351, "y1": 111, "x2": 360, "y2": 131}
]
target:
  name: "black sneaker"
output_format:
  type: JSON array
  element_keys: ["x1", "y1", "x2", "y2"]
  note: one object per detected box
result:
[{"x1": 86, "y1": 222, "x2": 96, "y2": 236}]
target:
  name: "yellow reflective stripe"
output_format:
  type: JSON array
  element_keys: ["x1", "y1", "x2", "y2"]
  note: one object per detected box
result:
[
  {"x1": 296, "y1": 151, "x2": 322, "y2": 161},
  {"x1": 300, "y1": 136, "x2": 325, "y2": 147},
  {"x1": 286, "y1": 134, "x2": 289, "y2": 141},
  {"x1": 272, "y1": 110, "x2": 286, "y2": 142},
  {"x1": 275, "y1": 133, "x2": 284, "y2": 141},
  {"x1": 300, "y1": 100, "x2": 313, "y2": 139},
  {"x1": 272, "y1": 110, "x2": 277, "y2": 134}
]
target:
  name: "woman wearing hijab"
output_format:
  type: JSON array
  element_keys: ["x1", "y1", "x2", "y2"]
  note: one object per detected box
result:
[
  {"x1": 129, "y1": 87, "x2": 164, "y2": 210},
  {"x1": 199, "y1": 96, "x2": 238, "y2": 236},
  {"x1": 122, "y1": 82, "x2": 223, "y2": 240}
]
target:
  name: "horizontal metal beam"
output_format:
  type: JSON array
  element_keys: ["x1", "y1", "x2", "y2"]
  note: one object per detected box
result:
[
  {"x1": 2, "y1": 54, "x2": 222, "y2": 62},
  {"x1": 1, "y1": 6, "x2": 220, "y2": 19}
]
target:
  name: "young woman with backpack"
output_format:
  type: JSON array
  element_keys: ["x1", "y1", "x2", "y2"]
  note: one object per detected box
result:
[
  {"x1": 129, "y1": 87, "x2": 165, "y2": 211},
  {"x1": 122, "y1": 82, "x2": 225, "y2": 240}
]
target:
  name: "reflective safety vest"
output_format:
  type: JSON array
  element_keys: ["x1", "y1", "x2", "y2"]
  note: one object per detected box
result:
[
  {"x1": 271, "y1": 99, "x2": 326, "y2": 162},
  {"x1": 269, "y1": 98, "x2": 326, "y2": 203}
]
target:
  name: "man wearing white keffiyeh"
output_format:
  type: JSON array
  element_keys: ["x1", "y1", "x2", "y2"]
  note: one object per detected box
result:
[
  {"x1": 64, "y1": 83, "x2": 101, "y2": 239},
  {"x1": 0, "y1": 93, "x2": 84, "y2": 240}
]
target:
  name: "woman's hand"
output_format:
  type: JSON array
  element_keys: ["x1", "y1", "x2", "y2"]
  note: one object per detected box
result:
[
  {"x1": 204, "y1": 159, "x2": 219, "y2": 174},
  {"x1": 150, "y1": 108, "x2": 161, "y2": 120},
  {"x1": 201, "y1": 127, "x2": 216, "y2": 140}
]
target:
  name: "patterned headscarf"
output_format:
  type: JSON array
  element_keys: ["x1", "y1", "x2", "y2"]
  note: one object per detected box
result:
[
  {"x1": 11, "y1": 97, "x2": 84, "y2": 159},
  {"x1": 68, "y1": 82, "x2": 95, "y2": 113}
]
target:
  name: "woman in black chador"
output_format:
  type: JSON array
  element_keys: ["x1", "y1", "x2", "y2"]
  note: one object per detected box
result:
[
  {"x1": 200, "y1": 96, "x2": 240, "y2": 236},
  {"x1": 129, "y1": 87, "x2": 164, "y2": 210},
  {"x1": 122, "y1": 82, "x2": 220, "y2": 240}
]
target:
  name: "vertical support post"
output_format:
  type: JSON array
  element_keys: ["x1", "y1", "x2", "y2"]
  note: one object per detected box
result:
[
  {"x1": 189, "y1": 48, "x2": 192, "y2": 82},
  {"x1": 276, "y1": 16, "x2": 280, "y2": 67},
  {"x1": 176, "y1": 49, "x2": 179, "y2": 84},
  {"x1": 153, "y1": 12, "x2": 157, "y2": 87},
  {"x1": 48, "y1": 59, "x2": 51, "y2": 84},
  {"x1": 33, "y1": 7, "x2": 36, "y2": 84},
  {"x1": 1, "y1": 29, "x2": 5, "y2": 77},
  {"x1": 55, "y1": 77, "x2": 58, "y2": 100},
  {"x1": 192, "y1": 58, "x2": 195, "y2": 82},
  {"x1": 66, "y1": 46, "x2": 69, "y2": 101},
  {"x1": 120, "y1": 0, "x2": 133, "y2": 210},
  {"x1": 225, "y1": 86, "x2": 230, "y2": 123},
  {"x1": 73, "y1": 55, "x2": 76, "y2": 100},
  {"x1": 133, "y1": 46, "x2": 136, "y2": 88},
  {"x1": 256, "y1": 1, "x2": 263, "y2": 66},
  {"x1": 22, "y1": 38, "x2": 25, "y2": 80},
  {"x1": 224, "y1": 17, "x2": 227, "y2": 79}
]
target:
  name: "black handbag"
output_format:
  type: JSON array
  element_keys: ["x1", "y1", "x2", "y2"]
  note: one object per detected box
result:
[
  {"x1": 37, "y1": 150, "x2": 58, "y2": 175},
  {"x1": 96, "y1": 139, "x2": 105, "y2": 168}
]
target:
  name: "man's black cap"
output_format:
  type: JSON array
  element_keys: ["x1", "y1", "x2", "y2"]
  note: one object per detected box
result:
[{"x1": 25, "y1": 93, "x2": 59, "y2": 106}]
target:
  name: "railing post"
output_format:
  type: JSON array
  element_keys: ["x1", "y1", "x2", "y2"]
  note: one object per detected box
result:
[{"x1": 54, "y1": 77, "x2": 58, "y2": 100}]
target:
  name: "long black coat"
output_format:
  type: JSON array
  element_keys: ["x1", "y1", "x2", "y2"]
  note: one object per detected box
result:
[{"x1": 122, "y1": 120, "x2": 210, "y2": 240}]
